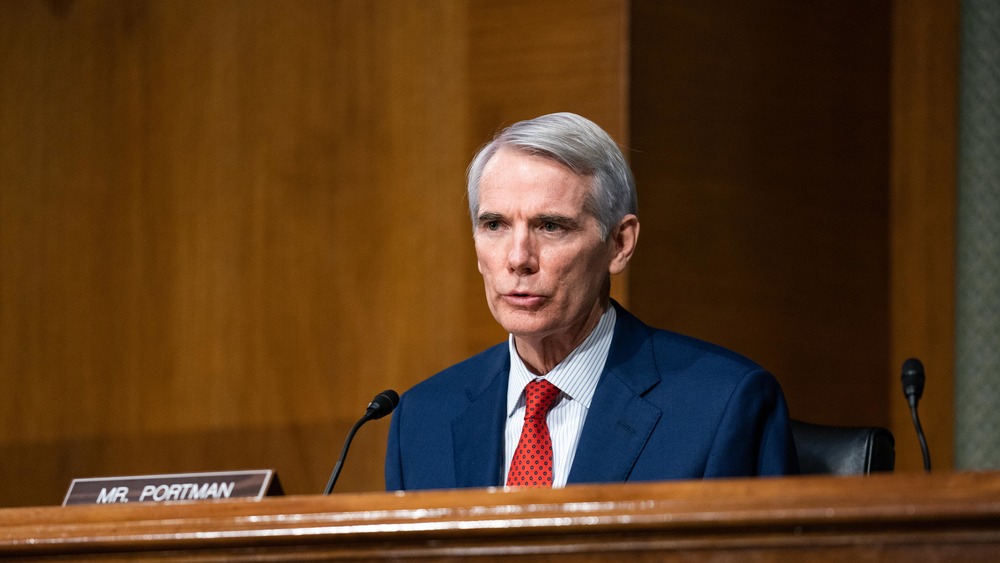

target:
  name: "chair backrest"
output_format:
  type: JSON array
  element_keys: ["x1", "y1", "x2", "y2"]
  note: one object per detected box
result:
[{"x1": 790, "y1": 419, "x2": 895, "y2": 475}]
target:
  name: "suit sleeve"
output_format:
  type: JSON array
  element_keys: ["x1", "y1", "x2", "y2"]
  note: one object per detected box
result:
[{"x1": 703, "y1": 369, "x2": 799, "y2": 477}]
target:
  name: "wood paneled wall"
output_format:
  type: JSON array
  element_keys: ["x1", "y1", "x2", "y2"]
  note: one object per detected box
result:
[
  {"x1": 629, "y1": 2, "x2": 893, "y2": 426},
  {"x1": 889, "y1": 0, "x2": 958, "y2": 472},
  {"x1": 627, "y1": 0, "x2": 956, "y2": 472},
  {"x1": 0, "y1": 0, "x2": 955, "y2": 508},
  {"x1": 0, "y1": 0, "x2": 627, "y2": 507}
]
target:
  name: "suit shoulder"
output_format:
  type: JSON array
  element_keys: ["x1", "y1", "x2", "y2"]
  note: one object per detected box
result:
[
  {"x1": 650, "y1": 328, "x2": 763, "y2": 373},
  {"x1": 635, "y1": 326, "x2": 781, "y2": 399},
  {"x1": 613, "y1": 303, "x2": 763, "y2": 378}
]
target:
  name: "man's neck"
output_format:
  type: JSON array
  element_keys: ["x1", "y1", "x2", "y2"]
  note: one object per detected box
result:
[{"x1": 513, "y1": 304, "x2": 610, "y2": 375}]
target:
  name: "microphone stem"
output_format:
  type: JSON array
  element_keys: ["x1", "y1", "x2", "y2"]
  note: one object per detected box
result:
[
  {"x1": 909, "y1": 403, "x2": 932, "y2": 473},
  {"x1": 324, "y1": 415, "x2": 371, "y2": 495}
]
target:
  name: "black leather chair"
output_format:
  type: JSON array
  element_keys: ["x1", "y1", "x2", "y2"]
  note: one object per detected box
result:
[{"x1": 790, "y1": 419, "x2": 895, "y2": 475}]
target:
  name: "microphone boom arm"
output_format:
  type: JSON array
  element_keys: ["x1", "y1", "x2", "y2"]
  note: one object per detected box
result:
[
  {"x1": 324, "y1": 389, "x2": 399, "y2": 495},
  {"x1": 324, "y1": 415, "x2": 370, "y2": 495},
  {"x1": 901, "y1": 358, "x2": 931, "y2": 473}
]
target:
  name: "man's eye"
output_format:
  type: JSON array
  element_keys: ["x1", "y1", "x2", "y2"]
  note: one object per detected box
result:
[
  {"x1": 485, "y1": 221, "x2": 500, "y2": 230},
  {"x1": 542, "y1": 222, "x2": 562, "y2": 232}
]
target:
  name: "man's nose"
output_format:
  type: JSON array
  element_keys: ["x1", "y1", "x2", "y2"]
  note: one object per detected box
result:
[{"x1": 507, "y1": 227, "x2": 538, "y2": 275}]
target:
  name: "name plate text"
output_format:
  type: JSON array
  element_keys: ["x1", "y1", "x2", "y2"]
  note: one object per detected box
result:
[{"x1": 62, "y1": 469, "x2": 282, "y2": 506}]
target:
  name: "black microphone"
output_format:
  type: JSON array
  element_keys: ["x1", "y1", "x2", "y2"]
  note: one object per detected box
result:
[
  {"x1": 323, "y1": 389, "x2": 399, "y2": 495},
  {"x1": 900, "y1": 358, "x2": 931, "y2": 473}
]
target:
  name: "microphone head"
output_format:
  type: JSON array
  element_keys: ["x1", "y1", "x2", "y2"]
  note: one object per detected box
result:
[
  {"x1": 901, "y1": 357, "x2": 925, "y2": 401},
  {"x1": 366, "y1": 389, "x2": 400, "y2": 420}
]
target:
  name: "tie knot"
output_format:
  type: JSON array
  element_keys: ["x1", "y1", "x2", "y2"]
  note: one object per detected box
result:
[{"x1": 524, "y1": 379, "x2": 560, "y2": 419}]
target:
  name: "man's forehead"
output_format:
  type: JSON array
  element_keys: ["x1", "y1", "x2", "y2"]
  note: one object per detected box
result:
[
  {"x1": 480, "y1": 149, "x2": 591, "y2": 201},
  {"x1": 483, "y1": 146, "x2": 577, "y2": 177},
  {"x1": 477, "y1": 185, "x2": 589, "y2": 217}
]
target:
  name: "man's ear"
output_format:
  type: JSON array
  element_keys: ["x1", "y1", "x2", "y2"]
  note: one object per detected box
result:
[{"x1": 608, "y1": 214, "x2": 639, "y2": 275}]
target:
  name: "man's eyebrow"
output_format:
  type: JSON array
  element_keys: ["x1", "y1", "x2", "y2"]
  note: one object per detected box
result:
[
  {"x1": 477, "y1": 211, "x2": 504, "y2": 223},
  {"x1": 538, "y1": 214, "x2": 582, "y2": 228}
]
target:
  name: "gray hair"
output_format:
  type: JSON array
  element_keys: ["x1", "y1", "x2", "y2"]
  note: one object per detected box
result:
[{"x1": 466, "y1": 112, "x2": 637, "y2": 240}]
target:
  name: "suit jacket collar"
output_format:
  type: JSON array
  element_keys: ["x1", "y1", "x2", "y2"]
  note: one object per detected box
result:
[
  {"x1": 451, "y1": 346, "x2": 509, "y2": 488},
  {"x1": 567, "y1": 301, "x2": 663, "y2": 484}
]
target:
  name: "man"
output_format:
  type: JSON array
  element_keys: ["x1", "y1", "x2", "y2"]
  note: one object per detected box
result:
[{"x1": 385, "y1": 112, "x2": 797, "y2": 491}]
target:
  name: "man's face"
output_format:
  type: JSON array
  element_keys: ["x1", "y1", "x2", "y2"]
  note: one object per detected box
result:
[{"x1": 474, "y1": 147, "x2": 625, "y2": 346}]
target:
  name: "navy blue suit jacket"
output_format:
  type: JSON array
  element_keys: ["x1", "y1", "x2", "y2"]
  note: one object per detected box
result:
[{"x1": 385, "y1": 303, "x2": 798, "y2": 491}]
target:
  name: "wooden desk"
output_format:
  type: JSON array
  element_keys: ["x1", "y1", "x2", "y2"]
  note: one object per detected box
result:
[{"x1": 2, "y1": 471, "x2": 999, "y2": 561}]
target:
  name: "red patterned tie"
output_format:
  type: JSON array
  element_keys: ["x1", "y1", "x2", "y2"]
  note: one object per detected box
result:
[{"x1": 507, "y1": 379, "x2": 561, "y2": 487}]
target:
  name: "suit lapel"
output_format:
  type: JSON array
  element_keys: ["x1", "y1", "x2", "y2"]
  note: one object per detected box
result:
[
  {"x1": 568, "y1": 304, "x2": 662, "y2": 484},
  {"x1": 451, "y1": 349, "x2": 509, "y2": 488}
]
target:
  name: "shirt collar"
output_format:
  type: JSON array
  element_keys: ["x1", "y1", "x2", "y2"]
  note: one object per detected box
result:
[{"x1": 506, "y1": 305, "x2": 617, "y2": 417}]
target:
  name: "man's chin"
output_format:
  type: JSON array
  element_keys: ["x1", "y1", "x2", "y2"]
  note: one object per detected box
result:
[{"x1": 496, "y1": 315, "x2": 557, "y2": 340}]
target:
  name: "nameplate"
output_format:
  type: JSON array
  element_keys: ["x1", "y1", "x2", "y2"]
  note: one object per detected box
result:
[{"x1": 62, "y1": 469, "x2": 282, "y2": 506}]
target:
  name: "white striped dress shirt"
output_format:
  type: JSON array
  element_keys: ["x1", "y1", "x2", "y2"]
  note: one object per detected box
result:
[{"x1": 504, "y1": 306, "x2": 616, "y2": 488}]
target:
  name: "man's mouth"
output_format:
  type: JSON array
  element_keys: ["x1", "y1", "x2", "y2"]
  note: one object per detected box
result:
[{"x1": 502, "y1": 293, "x2": 546, "y2": 307}]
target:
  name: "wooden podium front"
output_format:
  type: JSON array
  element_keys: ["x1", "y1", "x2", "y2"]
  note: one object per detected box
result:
[{"x1": 2, "y1": 471, "x2": 999, "y2": 561}]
